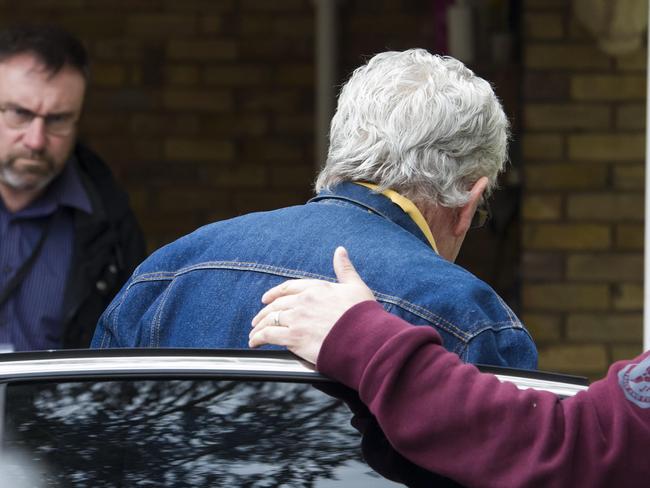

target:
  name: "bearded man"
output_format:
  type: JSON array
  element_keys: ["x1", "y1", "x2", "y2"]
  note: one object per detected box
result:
[{"x1": 0, "y1": 25, "x2": 145, "y2": 350}]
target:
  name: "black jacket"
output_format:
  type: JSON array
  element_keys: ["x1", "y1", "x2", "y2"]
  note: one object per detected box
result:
[{"x1": 61, "y1": 144, "x2": 146, "y2": 347}]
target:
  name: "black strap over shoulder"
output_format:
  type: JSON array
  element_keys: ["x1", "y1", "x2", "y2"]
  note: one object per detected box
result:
[{"x1": 0, "y1": 215, "x2": 55, "y2": 309}]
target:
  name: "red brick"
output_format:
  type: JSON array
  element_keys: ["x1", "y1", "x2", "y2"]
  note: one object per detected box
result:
[
  {"x1": 133, "y1": 140, "x2": 164, "y2": 161},
  {"x1": 274, "y1": 64, "x2": 314, "y2": 86},
  {"x1": 524, "y1": 163, "x2": 606, "y2": 190},
  {"x1": 163, "y1": 0, "x2": 234, "y2": 12},
  {"x1": 201, "y1": 115, "x2": 269, "y2": 137},
  {"x1": 524, "y1": 12, "x2": 564, "y2": 40},
  {"x1": 81, "y1": 114, "x2": 130, "y2": 135},
  {"x1": 92, "y1": 39, "x2": 144, "y2": 60},
  {"x1": 240, "y1": 91, "x2": 305, "y2": 112},
  {"x1": 241, "y1": 140, "x2": 303, "y2": 162},
  {"x1": 85, "y1": 89, "x2": 162, "y2": 111},
  {"x1": 567, "y1": 314, "x2": 642, "y2": 342},
  {"x1": 274, "y1": 115, "x2": 314, "y2": 135},
  {"x1": 163, "y1": 90, "x2": 233, "y2": 112},
  {"x1": 521, "y1": 194, "x2": 562, "y2": 220},
  {"x1": 238, "y1": 39, "x2": 311, "y2": 60},
  {"x1": 616, "y1": 48, "x2": 647, "y2": 71},
  {"x1": 152, "y1": 187, "x2": 230, "y2": 213},
  {"x1": 522, "y1": 223, "x2": 610, "y2": 250},
  {"x1": 130, "y1": 113, "x2": 200, "y2": 136},
  {"x1": 523, "y1": 0, "x2": 568, "y2": 9},
  {"x1": 234, "y1": 190, "x2": 310, "y2": 214},
  {"x1": 164, "y1": 65, "x2": 200, "y2": 86},
  {"x1": 525, "y1": 44, "x2": 610, "y2": 70},
  {"x1": 616, "y1": 104, "x2": 645, "y2": 130},
  {"x1": 200, "y1": 15, "x2": 222, "y2": 35},
  {"x1": 91, "y1": 63, "x2": 127, "y2": 86},
  {"x1": 167, "y1": 40, "x2": 238, "y2": 60},
  {"x1": 616, "y1": 224, "x2": 644, "y2": 250},
  {"x1": 17, "y1": 0, "x2": 84, "y2": 7},
  {"x1": 523, "y1": 283, "x2": 610, "y2": 311},
  {"x1": 525, "y1": 104, "x2": 610, "y2": 130},
  {"x1": 203, "y1": 65, "x2": 271, "y2": 86},
  {"x1": 521, "y1": 313, "x2": 563, "y2": 341},
  {"x1": 521, "y1": 252, "x2": 565, "y2": 280},
  {"x1": 350, "y1": 15, "x2": 424, "y2": 34},
  {"x1": 83, "y1": 137, "x2": 134, "y2": 165},
  {"x1": 522, "y1": 134, "x2": 564, "y2": 160},
  {"x1": 568, "y1": 134, "x2": 645, "y2": 162},
  {"x1": 523, "y1": 72, "x2": 570, "y2": 101},
  {"x1": 612, "y1": 344, "x2": 644, "y2": 362},
  {"x1": 613, "y1": 284, "x2": 643, "y2": 310},
  {"x1": 567, "y1": 193, "x2": 644, "y2": 221},
  {"x1": 164, "y1": 139, "x2": 235, "y2": 162},
  {"x1": 241, "y1": 0, "x2": 306, "y2": 11},
  {"x1": 571, "y1": 75, "x2": 646, "y2": 101},
  {"x1": 58, "y1": 14, "x2": 127, "y2": 37},
  {"x1": 537, "y1": 344, "x2": 608, "y2": 375},
  {"x1": 201, "y1": 164, "x2": 268, "y2": 188},
  {"x1": 78, "y1": 0, "x2": 154, "y2": 9},
  {"x1": 566, "y1": 16, "x2": 591, "y2": 40},
  {"x1": 126, "y1": 13, "x2": 197, "y2": 37},
  {"x1": 126, "y1": 162, "x2": 200, "y2": 186},
  {"x1": 567, "y1": 254, "x2": 643, "y2": 281},
  {"x1": 270, "y1": 164, "x2": 315, "y2": 188},
  {"x1": 272, "y1": 16, "x2": 315, "y2": 37},
  {"x1": 613, "y1": 165, "x2": 645, "y2": 190}
]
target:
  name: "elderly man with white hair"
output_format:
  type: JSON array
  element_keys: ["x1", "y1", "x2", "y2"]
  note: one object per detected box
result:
[{"x1": 92, "y1": 49, "x2": 537, "y2": 369}]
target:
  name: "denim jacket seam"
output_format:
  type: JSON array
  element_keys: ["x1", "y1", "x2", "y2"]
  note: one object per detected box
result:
[
  {"x1": 375, "y1": 292, "x2": 472, "y2": 343},
  {"x1": 151, "y1": 280, "x2": 179, "y2": 348},
  {"x1": 136, "y1": 262, "x2": 338, "y2": 283},
  {"x1": 128, "y1": 263, "x2": 339, "y2": 348},
  {"x1": 134, "y1": 263, "x2": 480, "y2": 345},
  {"x1": 315, "y1": 198, "x2": 434, "y2": 252},
  {"x1": 494, "y1": 293, "x2": 521, "y2": 328},
  {"x1": 130, "y1": 271, "x2": 177, "y2": 283},
  {"x1": 127, "y1": 262, "x2": 522, "y2": 348},
  {"x1": 376, "y1": 296, "x2": 527, "y2": 344},
  {"x1": 95, "y1": 314, "x2": 110, "y2": 348},
  {"x1": 102, "y1": 278, "x2": 134, "y2": 320},
  {"x1": 100, "y1": 280, "x2": 137, "y2": 347},
  {"x1": 322, "y1": 194, "x2": 389, "y2": 214},
  {"x1": 464, "y1": 322, "x2": 530, "y2": 341},
  {"x1": 463, "y1": 326, "x2": 535, "y2": 362},
  {"x1": 454, "y1": 341, "x2": 469, "y2": 359},
  {"x1": 98, "y1": 328, "x2": 111, "y2": 348},
  {"x1": 314, "y1": 194, "x2": 433, "y2": 244}
]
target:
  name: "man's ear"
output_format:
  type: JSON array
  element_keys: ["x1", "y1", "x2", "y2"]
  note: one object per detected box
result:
[{"x1": 453, "y1": 176, "x2": 489, "y2": 237}]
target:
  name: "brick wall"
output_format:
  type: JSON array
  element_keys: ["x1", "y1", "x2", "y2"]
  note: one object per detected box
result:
[
  {"x1": 0, "y1": 1, "x2": 318, "y2": 250},
  {"x1": 521, "y1": 0, "x2": 646, "y2": 378},
  {"x1": 2, "y1": 1, "x2": 644, "y2": 377},
  {"x1": 0, "y1": 0, "x2": 439, "y2": 252}
]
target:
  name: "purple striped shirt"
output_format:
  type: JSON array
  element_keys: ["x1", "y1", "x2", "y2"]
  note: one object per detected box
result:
[{"x1": 0, "y1": 159, "x2": 91, "y2": 351}]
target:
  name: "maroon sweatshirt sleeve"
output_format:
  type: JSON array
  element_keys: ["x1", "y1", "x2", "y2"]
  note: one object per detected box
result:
[{"x1": 317, "y1": 301, "x2": 650, "y2": 488}]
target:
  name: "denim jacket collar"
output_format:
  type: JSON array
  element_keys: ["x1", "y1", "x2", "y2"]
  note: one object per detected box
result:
[{"x1": 308, "y1": 182, "x2": 433, "y2": 250}]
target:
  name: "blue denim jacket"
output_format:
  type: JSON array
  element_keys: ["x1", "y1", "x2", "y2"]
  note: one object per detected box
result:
[{"x1": 92, "y1": 183, "x2": 537, "y2": 369}]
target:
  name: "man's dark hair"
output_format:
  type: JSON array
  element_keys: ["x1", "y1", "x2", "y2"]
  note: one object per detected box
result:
[{"x1": 0, "y1": 25, "x2": 90, "y2": 81}]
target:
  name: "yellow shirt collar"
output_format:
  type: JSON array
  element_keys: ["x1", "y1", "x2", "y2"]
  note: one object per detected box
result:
[{"x1": 356, "y1": 182, "x2": 439, "y2": 254}]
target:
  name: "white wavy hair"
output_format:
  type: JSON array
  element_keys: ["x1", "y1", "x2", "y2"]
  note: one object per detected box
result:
[{"x1": 315, "y1": 49, "x2": 510, "y2": 207}]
